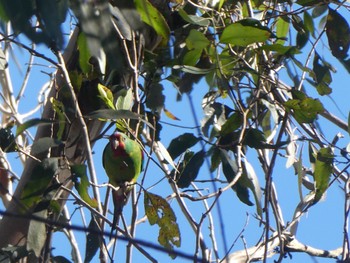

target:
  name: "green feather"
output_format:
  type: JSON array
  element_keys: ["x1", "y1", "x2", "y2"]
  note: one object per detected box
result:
[
  {"x1": 103, "y1": 132, "x2": 143, "y2": 231},
  {"x1": 103, "y1": 132, "x2": 143, "y2": 186}
]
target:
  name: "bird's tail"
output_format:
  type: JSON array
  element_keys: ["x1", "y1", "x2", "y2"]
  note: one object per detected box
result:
[{"x1": 110, "y1": 184, "x2": 130, "y2": 238}]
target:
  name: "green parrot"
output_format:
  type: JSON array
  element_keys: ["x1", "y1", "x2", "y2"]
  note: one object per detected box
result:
[{"x1": 102, "y1": 132, "x2": 143, "y2": 231}]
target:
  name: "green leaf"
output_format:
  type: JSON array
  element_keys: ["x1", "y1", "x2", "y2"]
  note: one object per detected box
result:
[
  {"x1": 296, "y1": 29, "x2": 309, "y2": 49},
  {"x1": 296, "y1": 0, "x2": 320, "y2": 6},
  {"x1": 326, "y1": 8, "x2": 350, "y2": 59},
  {"x1": 291, "y1": 89, "x2": 307, "y2": 100},
  {"x1": 97, "y1": 84, "x2": 115, "y2": 110},
  {"x1": 210, "y1": 146, "x2": 222, "y2": 172},
  {"x1": 220, "y1": 19, "x2": 273, "y2": 46},
  {"x1": 167, "y1": 133, "x2": 200, "y2": 160},
  {"x1": 304, "y1": 11, "x2": 315, "y2": 37},
  {"x1": 36, "y1": 0, "x2": 68, "y2": 49},
  {"x1": 220, "y1": 112, "x2": 242, "y2": 136},
  {"x1": 308, "y1": 142, "x2": 317, "y2": 171},
  {"x1": 292, "y1": 14, "x2": 309, "y2": 49},
  {"x1": 70, "y1": 0, "x2": 122, "y2": 71},
  {"x1": 86, "y1": 109, "x2": 139, "y2": 120},
  {"x1": 145, "y1": 83, "x2": 165, "y2": 111},
  {"x1": 164, "y1": 108, "x2": 180, "y2": 121},
  {"x1": 297, "y1": 150, "x2": 304, "y2": 201},
  {"x1": 157, "y1": 140, "x2": 177, "y2": 171},
  {"x1": 51, "y1": 256, "x2": 72, "y2": 263},
  {"x1": 31, "y1": 137, "x2": 61, "y2": 155},
  {"x1": 312, "y1": 5, "x2": 328, "y2": 18},
  {"x1": 134, "y1": 0, "x2": 170, "y2": 46},
  {"x1": 0, "y1": 127, "x2": 17, "y2": 152},
  {"x1": 0, "y1": 0, "x2": 67, "y2": 48},
  {"x1": 186, "y1": 30, "x2": 210, "y2": 50},
  {"x1": 173, "y1": 65, "x2": 213, "y2": 74},
  {"x1": 261, "y1": 109, "x2": 272, "y2": 139},
  {"x1": 284, "y1": 97, "x2": 324, "y2": 123},
  {"x1": 242, "y1": 160, "x2": 262, "y2": 216},
  {"x1": 77, "y1": 32, "x2": 92, "y2": 74},
  {"x1": 71, "y1": 164, "x2": 98, "y2": 208},
  {"x1": 183, "y1": 49, "x2": 202, "y2": 66},
  {"x1": 170, "y1": 150, "x2": 194, "y2": 182},
  {"x1": 312, "y1": 53, "x2": 332, "y2": 95},
  {"x1": 243, "y1": 129, "x2": 267, "y2": 149},
  {"x1": 86, "y1": 109, "x2": 153, "y2": 128},
  {"x1": 144, "y1": 191, "x2": 181, "y2": 258},
  {"x1": 69, "y1": 70, "x2": 83, "y2": 92},
  {"x1": 50, "y1": 97, "x2": 66, "y2": 140},
  {"x1": 27, "y1": 210, "x2": 47, "y2": 257},
  {"x1": 314, "y1": 147, "x2": 333, "y2": 204},
  {"x1": 16, "y1": 118, "x2": 55, "y2": 136},
  {"x1": 276, "y1": 16, "x2": 290, "y2": 45},
  {"x1": 116, "y1": 88, "x2": 133, "y2": 111},
  {"x1": 292, "y1": 57, "x2": 313, "y2": 74},
  {"x1": 220, "y1": 149, "x2": 254, "y2": 206},
  {"x1": 176, "y1": 150, "x2": 205, "y2": 188},
  {"x1": 260, "y1": 44, "x2": 300, "y2": 55},
  {"x1": 340, "y1": 58, "x2": 350, "y2": 74},
  {"x1": 21, "y1": 158, "x2": 59, "y2": 210},
  {"x1": 84, "y1": 216, "x2": 100, "y2": 263},
  {"x1": 201, "y1": 100, "x2": 232, "y2": 139},
  {"x1": 178, "y1": 8, "x2": 210, "y2": 26}
]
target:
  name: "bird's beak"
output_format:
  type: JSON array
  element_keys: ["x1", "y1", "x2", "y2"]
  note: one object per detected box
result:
[{"x1": 111, "y1": 139, "x2": 119, "y2": 150}]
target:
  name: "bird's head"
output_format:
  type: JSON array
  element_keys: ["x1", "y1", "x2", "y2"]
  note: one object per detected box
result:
[{"x1": 109, "y1": 132, "x2": 127, "y2": 156}]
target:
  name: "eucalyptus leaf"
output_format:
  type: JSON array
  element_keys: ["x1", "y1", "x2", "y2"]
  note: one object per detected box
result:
[
  {"x1": 71, "y1": 164, "x2": 98, "y2": 208},
  {"x1": 285, "y1": 97, "x2": 324, "y2": 123},
  {"x1": 314, "y1": 147, "x2": 334, "y2": 204},
  {"x1": 167, "y1": 133, "x2": 200, "y2": 160},
  {"x1": 183, "y1": 49, "x2": 202, "y2": 66},
  {"x1": 116, "y1": 88, "x2": 133, "y2": 111},
  {"x1": 86, "y1": 109, "x2": 152, "y2": 128},
  {"x1": 50, "y1": 97, "x2": 66, "y2": 140},
  {"x1": 0, "y1": 128, "x2": 17, "y2": 152},
  {"x1": 242, "y1": 160, "x2": 262, "y2": 216},
  {"x1": 326, "y1": 8, "x2": 350, "y2": 59},
  {"x1": 276, "y1": 16, "x2": 290, "y2": 45},
  {"x1": 16, "y1": 118, "x2": 55, "y2": 136},
  {"x1": 186, "y1": 30, "x2": 210, "y2": 50},
  {"x1": 146, "y1": 83, "x2": 165, "y2": 111},
  {"x1": 84, "y1": 217, "x2": 100, "y2": 263},
  {"x1": 220, "y1": 19, "x2": 274, "y2": 46},
  {"x1": 52, "y1": 256, "x2": 72, "y2": 263},
  {"x1": 31, "y1": 137, "x2": 61, "y2": 155},
  {"x1": 173, "y1": 65, "x2": 213, "y2": 74},
  {"x1": 21, "y1": 158, "x2": 59, "y2": 210},
  {"x1": 27, "y1": 210, "x2": 47, "y2": 257},
  {"x1": 220, "y1": 149, "x2": 254, "y2": 206},
  {"x1": 176, "y1": 150, "x2": 205, "y2": 188},
  {"x1": 144, "y1": 191, "x2": 181, "y2": 258},
  {"x1": 312, "y1": 53, "x2": 332, "y2": 95},
  {"x1": 134, "y1": 0, "x2": 170, "y2": 46},
  {"x1": 178, "y1": 8, "x2": 210, "y2": 26},
  {"x1": 98, "y1": 84, "x2": 115, "y2": 110},
  {"x1": 77, "y1": 31, "x2": 92, "y2": 74}
]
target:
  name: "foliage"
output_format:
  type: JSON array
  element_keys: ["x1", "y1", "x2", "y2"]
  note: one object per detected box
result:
[{"x1": 0, "y1": 0, "x2": 349, "y2": 262}]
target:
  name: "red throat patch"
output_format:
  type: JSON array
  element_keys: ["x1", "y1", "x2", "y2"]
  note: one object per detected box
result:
[{"x1": 110, "y1": 133, "x2": 127, "y2": 157}]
